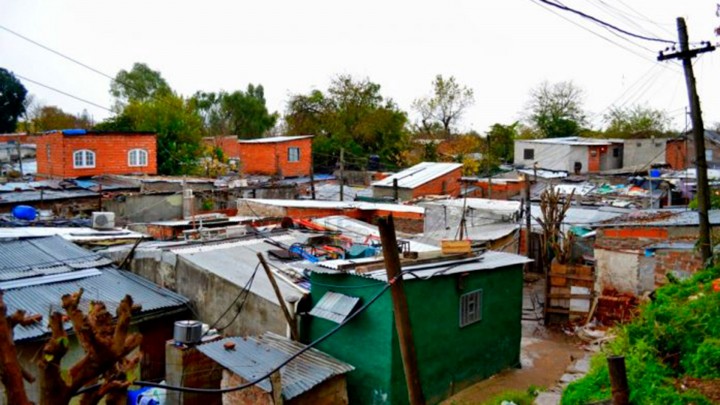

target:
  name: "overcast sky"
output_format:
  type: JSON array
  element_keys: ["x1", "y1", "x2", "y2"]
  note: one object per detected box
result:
[{"x1": 2, "y1": 0, "x2": 718, "y2": 134}]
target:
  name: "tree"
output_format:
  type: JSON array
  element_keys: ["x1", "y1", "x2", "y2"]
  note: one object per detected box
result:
[
  {"x1": 0, "y1": 68, "x2": 28, "y2": 133},
  {"x1": 96, "y1": 93, "x2": 204, "y2": 175},
  {"x1": 603, "y1": 104, "x2": 673, "y2": 137},
  {"x1": 192, "y1": 85, "x2": 278, "y2": 138},
  {"x1": 0, "y1": 289, "x2": 141, "y2": 405},
  {"x1": 526, "y1": 81, "x2": 586, "y2": 138},
  {"x1": 285, "y1": 75, "x2": 408, "y2": 171},
  {"x1": 486, "y1": 122, "x2": 519, "y2": 163},
  {"x1": 22, "y1": 105, "x2": 93, "y2": 132},
  {"x1": 412, "y1": 75, "x2": 475, "y2": 137},
  {"x1": 110, "y1": 63, "x2": 171, "y2": 109}
]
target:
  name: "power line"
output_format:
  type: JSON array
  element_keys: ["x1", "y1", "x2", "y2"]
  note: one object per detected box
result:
[
  {"x1": 12, "y1": 74, "x2": 113, "y2": 113},
  {"x1": 535, "y1": 0, "x2": 675, "y2": 44}
]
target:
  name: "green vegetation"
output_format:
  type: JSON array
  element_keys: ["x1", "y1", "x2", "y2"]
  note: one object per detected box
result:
[
  {"x1": 0, "y1": 67, "x2": 27, "y2": 133},
  {"x1": 562, "y1": 265, "x2": 720, "y2": 404},
  {"x1": 481, "y1": 386, "x2": 541, "y2": 405}
]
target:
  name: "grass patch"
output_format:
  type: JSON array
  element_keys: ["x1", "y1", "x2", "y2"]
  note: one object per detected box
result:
[{"x1": 562, "y1": 265, "x2": 720, "y2": 404}]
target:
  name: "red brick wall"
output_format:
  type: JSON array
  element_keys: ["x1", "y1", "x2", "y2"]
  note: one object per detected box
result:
[
  {"x1": 666, "y1": 139, "x2": 687, "y2": 169},
  {"x1": 476, "y1": 180, "x2": 523, "y2": 200},
  {"x1": 35, "y1": 131, "x2": 157, "y2": 178},
  {"x1": 204, "y1": 136, "x2": 240, "y2": 158},
  {"x1": 0, "y1": 133, "x2": 39, "y2": 145},
  {"x1": 411, "y1": 168, "x2": 462, "y2": 198},
  {"x1": 238, "y1": 138, "x2": 312, "y2": 177},
  {"x1": 653, "y1": 249, "x2": 703, "y2": 286}
]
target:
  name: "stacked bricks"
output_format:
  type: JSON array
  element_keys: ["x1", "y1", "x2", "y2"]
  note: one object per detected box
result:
[{"x1": 238, "y1": 137, "x2": 312, "y2": 177}]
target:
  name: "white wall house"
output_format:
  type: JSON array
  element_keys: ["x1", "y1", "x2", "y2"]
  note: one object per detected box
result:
[{"x1": 514, "y1": 137, "x2": 623, "y2": 173}]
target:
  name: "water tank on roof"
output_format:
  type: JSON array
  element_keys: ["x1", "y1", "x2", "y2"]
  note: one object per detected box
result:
[
  {"x1": 173, "y1": 320, "x2": 203, "y2": 345},
  {"x1": 12, "y1": 205, "x2": 37, "y2": 221}
]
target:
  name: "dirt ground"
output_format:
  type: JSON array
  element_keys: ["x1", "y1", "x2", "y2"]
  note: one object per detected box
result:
[{"x1": 442, "y1": 278, "x2": 585, "y2": 405}]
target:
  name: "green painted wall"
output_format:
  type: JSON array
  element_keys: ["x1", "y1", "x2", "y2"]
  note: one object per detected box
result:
[{"x1": 304, "y1": 264, "x2": 524, "y2": 405}]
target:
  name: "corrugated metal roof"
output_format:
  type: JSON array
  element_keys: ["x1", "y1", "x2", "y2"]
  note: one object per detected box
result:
[
  {"x1": 0, "y1": 189, "x2": 98, "y2": 204},
  {"x1": 0, "y1": 236, "x2": 111, "y2": 281},
  {"x1": 197, "y1": 332, "x2": 353, "y2": 400},
  {"x1": 238, "y1": 199, "x2": 424, "y2": 214},
  {"x1": 309, "y1": 291, "x2": 360, "y2": 323},
  {"x1": 4, "y1": 268, "x2": 189, "y2": 341},
  {"x1": 310, "y1": 215, "x2": 438, "y2": 252},
  {"x1": 517, "y1": 137, "x2": 623, "y2": 146},
  {"x1": 372, "y1": 162, "x2": 463, "y2": 189},
  {"x1": 593, "y1": 209, "x2": 720, "y2": 228},
  {"x1": 237, "y1": 135, "x2": 314, "y2": 144}
]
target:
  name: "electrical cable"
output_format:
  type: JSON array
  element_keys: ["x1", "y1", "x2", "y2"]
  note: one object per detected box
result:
[
  {"x1": 534, "y1": 0, "x2": 675, "y2": 44},
  {"x1": 11, "y1": 74, "x2": 114, "y2": 113}
]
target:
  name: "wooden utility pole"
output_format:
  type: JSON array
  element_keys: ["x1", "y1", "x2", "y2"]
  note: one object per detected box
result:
[
  {"x1": 309, "y1": 153, "x2": 316, "y2": 200},
  {"x1": 257, "y1": 253, "x2": 299, "y2": 340},
  {"x1": 339, "y1": 148, "x2": 345, "y2": 202},
  {"x1": 524, "y1": 174, "x2": 532, "y2": 258},
  {"x1": 15, "y1": 141, "x2": 23, "y2": 177},
  {"x1": 607, "y1": 356, "x2": 630, "y2": 405},
  {"x1": 377, "y1": 216, "x2": 425, "y2": 405},
  {"x1": 658, "y1": 18, "x2": 715, "y2": 263}
]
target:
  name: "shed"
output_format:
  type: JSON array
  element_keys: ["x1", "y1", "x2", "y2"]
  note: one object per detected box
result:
[
  {"x1": 197, "y1": 332, "x2": 354, "y2": 405},
  {"x1": 302, "y1": 251, "x2": 530, "y2": 404},
  {"x1": 371, "y1": 162, "x2": 463, "y2": 201},
  {"x1": 514, "y1": 137, "x2": 623, "y2": 173}
]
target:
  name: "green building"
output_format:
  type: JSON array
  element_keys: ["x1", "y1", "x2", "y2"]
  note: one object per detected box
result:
[{"x1": 302, "y1": 251, "x2": 529, "y2": 405}]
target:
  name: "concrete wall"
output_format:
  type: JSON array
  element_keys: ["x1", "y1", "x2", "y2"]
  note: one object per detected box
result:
[
  {"x1": 622, "y1": 138, "x2": 667, "y2": 168},
  {"x1": 103, "y1": 193, "x2": 183, "y2": 225},
  {"x1": 514, "y1": 141, "x2": 588, "y2": 172},
  {"x1": 595, "y1": 248, "x2": 641, "y2": 295},
  {"x1": 221, "y1": 371, "x2": 349, "y2": 405},
  {"x1": 598, "y1": 144, "x2": 623, "y2": 171},
  {"x1": 130, "y1": 253, "x2": 290, "y2": 337}
]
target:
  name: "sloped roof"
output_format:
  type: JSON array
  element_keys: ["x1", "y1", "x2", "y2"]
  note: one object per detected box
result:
[
  {"x1": 237, "y1": 135, "x2": 314, "y2": 144},
  {"x1": 372, "y1": 162, "x2": 462, "y2": 189},
  {"x1": 197, "y1": 332, "x2": 353, "y2": 400}
]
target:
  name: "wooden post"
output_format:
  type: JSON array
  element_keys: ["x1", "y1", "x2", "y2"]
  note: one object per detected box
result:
[
  {"x1": 608, "y1": 356, "x2": 630, "y2": 405},
  {"x1": 257, "y1": 253, "x2": 299, "y2": 340},
  {"x1": 270, "y1": 370, "x2": 283, "y2": 405},
  {"x1": 393, "y1": 178, "x2": 399, "y2": 202},
  {"x1": 378, "y1": 215, "x2": 426, "y2": 405},
  {"x1": 310, "y1": 153, "x2": 316, "y2": 200},
  {"x1": 15, "y1": 141, "x2": 23, "y2": 177},
  {"x1": 525, "y1": 174, "x2": 531, "y2": 258},
  {"x1": 339, "y1": 148, "x2": 344, "y2": 202}
]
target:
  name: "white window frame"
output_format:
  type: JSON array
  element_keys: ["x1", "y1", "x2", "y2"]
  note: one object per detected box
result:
[
  {"x1": 128, "y1": 148, "x2": 149, "y2": 167},
  {"x1": 73, "y1": 149, "x2": 96, "y2": 169},
  {"x1": 288, "y1": 147, "x2": 300, "y2": 162}
]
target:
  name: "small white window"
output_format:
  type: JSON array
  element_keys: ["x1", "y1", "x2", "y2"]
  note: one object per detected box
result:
[
  {"x1": 288, "y1": 147, "x2": 300, "y2": 162},
  {"x1": 459, "y1": 289, "x2": 483, "y2": 327},
  {"x1": 128, "y1": 149, "x2": 148, "y2": 167},
  {"x1": 706, "y1": 150, "x2": 713, "y2": 162},
  {"x1": 73, "y1": 150, "x2": 95, "y2": 168}
]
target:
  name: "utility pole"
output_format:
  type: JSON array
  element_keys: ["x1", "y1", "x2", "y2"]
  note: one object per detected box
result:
[
  {"x1": 658, "y1": 18, "x2": 715, "y2": 263},
  {"x1": 15, "y1": 141, "x2": 23, "y2": 177},
  {"x1": 257, "y1": 253, "x2": 299, "y2": 341},
  {"x1": 339, "y1": 148, "x2": 344, "y2": 202},
  {"x1": 310, "y1": 153, "x2": 316, "y2": 200},
  {"x1": 377, "y1": 215, "x2": 425, "y2": 405},
  {"x1": 524, "y1": 174, "x2": 532, "y2": 259}
]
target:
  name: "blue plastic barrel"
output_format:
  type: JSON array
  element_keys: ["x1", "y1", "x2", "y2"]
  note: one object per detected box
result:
[{"x1": 12, "y1": 205, "x2": 37, "y2": 221}]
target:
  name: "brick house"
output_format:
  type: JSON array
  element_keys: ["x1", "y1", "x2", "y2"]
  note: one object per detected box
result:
[
  {"x1": 35, "y1": 130, "x2": 157, "y2": 178},
  {"x1": 205, "y1": 135, "x2": 313, "y2": 177},
  {"x1": 591, "y1": 210, "x2": 719, "y2": 298},
  {"x1": 371, "y1": 161, "x2": 463, "y2": 201}
]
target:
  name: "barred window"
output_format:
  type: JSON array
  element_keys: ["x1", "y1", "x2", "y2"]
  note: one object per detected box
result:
[{"x1": 459, "y1": 289, "x2": 483, "y2": 327}]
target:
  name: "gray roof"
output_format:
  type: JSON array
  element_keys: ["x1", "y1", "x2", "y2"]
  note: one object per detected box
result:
[
  {"x1": 0, "y1": 236, "x2": 112, "y2": 281},
  {"x1": 4, "y1": 268, "x2": 189, "y2": 341},
  {"x1": 197, "y1": 332, "x2": 353, "y2": 400},
  {"x1": 237, "y1": 135, "x2": 313, "y2": 144},
  {"x1": 372, "y1": 162, "x2": 462, "y2": 189},
  {"x1": 0, "y1": 189, "x2": 98, "y2": 204},
  {"x1": 309, "y1": 291, "x2": 360, "y2": 323},
  {"x1": 593, "y1": 209, "x2": 720, "y2": 228}
]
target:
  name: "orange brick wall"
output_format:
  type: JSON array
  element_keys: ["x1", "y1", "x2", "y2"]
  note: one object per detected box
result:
[
  {"x1": 204, "y1": 136, "x2": 240, "y2": 158},
  {"x1": 602, "y1": 228, "x2": 668, "y2": 239},
  {"x1": 0, "y1": 133, "x2": 39, "y2": 145},
  {"x1": 238, "y1": 138, "x2": 312, "y2": 177},
  {"x1": 411, "y1": 168, "x2": 462, "y2": 198},
  {"x1": 666, "y1": 139, "x2": 687, "y2": 170},
  {"x1": 476, "y1": 180, "x2": 523, "y2": 200},
  {"x1": 35, "y1": 131, "x2": 157, "y2": 178}
]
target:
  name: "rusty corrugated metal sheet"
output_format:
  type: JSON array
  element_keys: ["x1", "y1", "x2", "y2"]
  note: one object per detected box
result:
[{"x1": 197, "y1": 332, "x2": 353, "y2": 400}]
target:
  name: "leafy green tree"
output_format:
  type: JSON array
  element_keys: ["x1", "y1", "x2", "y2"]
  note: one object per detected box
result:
[
  {"x1": 0, "y1": 68, "x2": 27, "y2": 133},
  {"x1": 96, "y1": 93, "x2": 204, "y2": 175},
  {"x1": 192, "y1": 85, "x2": 278, "y2": 138},
  {"x1": 285, "y1": 75, "x2": 408, "y2": 171},
  {"x1": 603, "y1": 104, "x2": 673, "y2": 138},
  {"x1": 22, "y1": 105, "x2": 93, "y2": 132},
  {"x1": 110, "y1": 63, "x2": 171, "y2": 109},
  {"x1": 412, "y1": 74, "x2": 475, "y2": 137},
  {"x1": 526, "y1": 81, "x2": 586, "y2": 138},
  {"x1": 486, "y1": 122, "x2": 519, "y2": 163}
]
